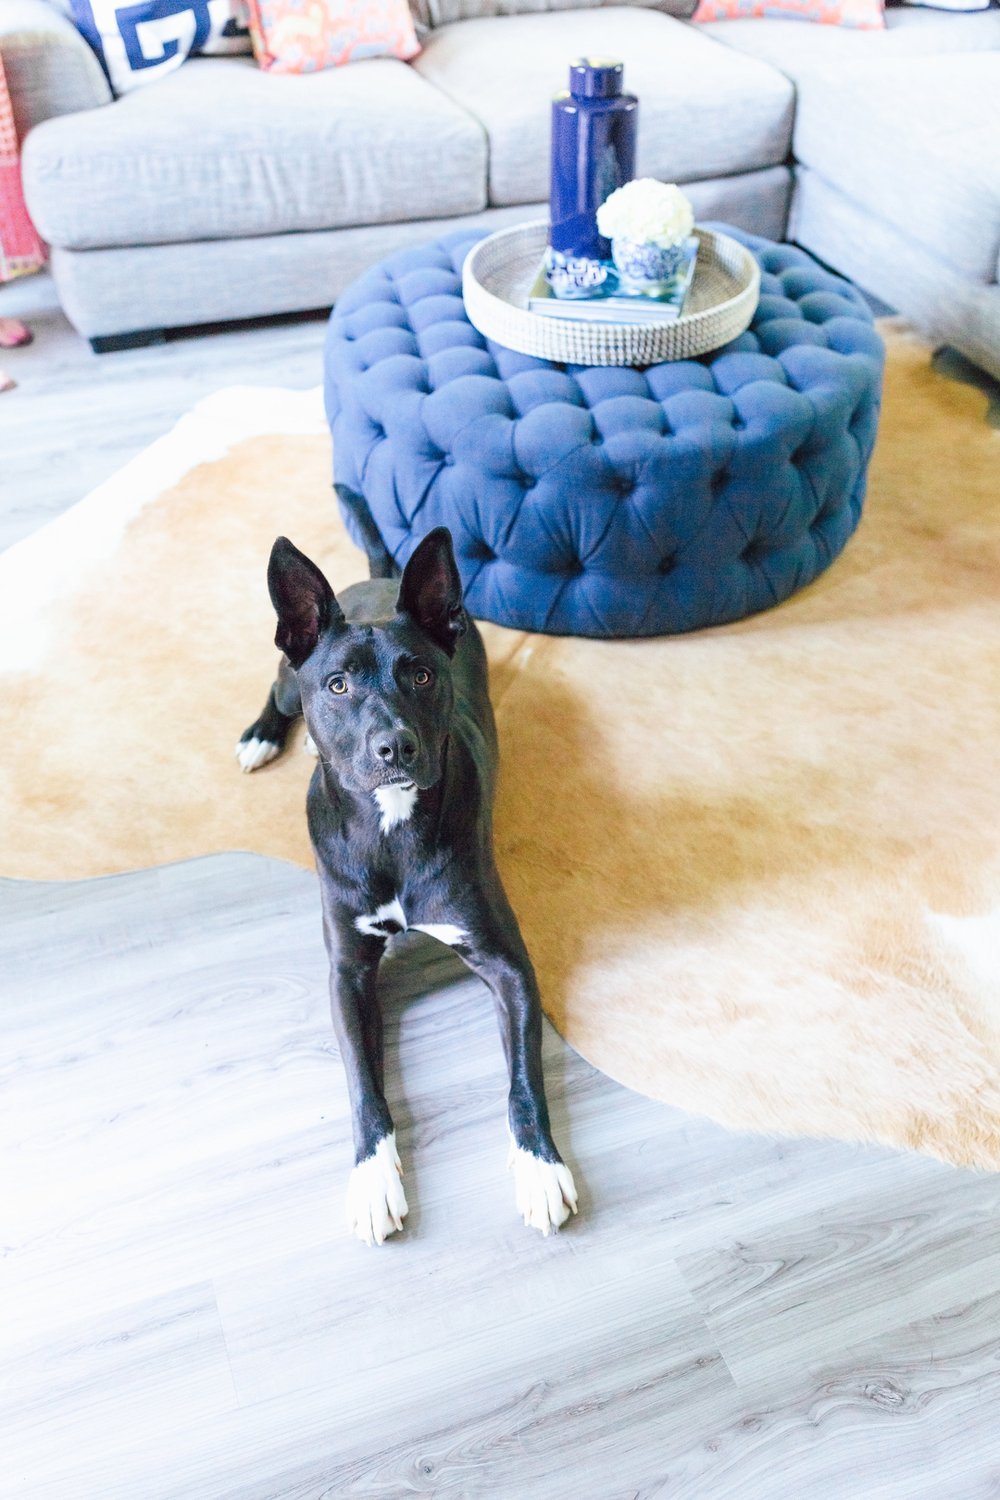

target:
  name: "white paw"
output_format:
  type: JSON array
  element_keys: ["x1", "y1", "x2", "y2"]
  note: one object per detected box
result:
[
  {"x1": 507, "y1": 1139, "x2": 578, "y2": 1236},
  {"x1": 235, "y1": 736, "x2": 280, "y2": 773},
  {"x1": 303, "y1": 731, "x2": 319, "y2": 758},
  {"x1": 346, "y1": 1133, "x2": 408, "y2": 1247}
]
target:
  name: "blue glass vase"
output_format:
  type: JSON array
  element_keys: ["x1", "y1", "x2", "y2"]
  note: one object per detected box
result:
[{"x1": 547, "y1": 59, "x2": 638, "y2": 292}]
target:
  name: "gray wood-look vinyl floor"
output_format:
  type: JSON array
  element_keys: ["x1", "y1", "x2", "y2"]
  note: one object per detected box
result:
[
  {"x1": 3, "y1": 283, "x2": 1000, "y2": 1499},
  {"x1": 0, "y1": 273, "x2": 330, "y2": 550}
]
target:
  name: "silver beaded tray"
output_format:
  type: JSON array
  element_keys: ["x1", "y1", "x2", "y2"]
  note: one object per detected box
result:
[{"x1": 462, "y1": 220, "x2": 760, "y2": 366}]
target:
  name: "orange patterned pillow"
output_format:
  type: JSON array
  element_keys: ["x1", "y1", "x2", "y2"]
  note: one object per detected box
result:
[
  {"x1": 692, "y1": 0, "x2": 884, "y2": 25},
  {"x1": 247, "y1": 0, "x2": 420, "y2": 73}
]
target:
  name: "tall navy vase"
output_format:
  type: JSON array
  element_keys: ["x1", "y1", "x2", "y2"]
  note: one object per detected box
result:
[{"x1": 548, "y1": 60, "x2": 638, "y2": 278}]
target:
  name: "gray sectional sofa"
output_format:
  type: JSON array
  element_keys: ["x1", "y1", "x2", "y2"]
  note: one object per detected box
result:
[{"x1": 3, "y1": 0, "x2": 999, "y2": 377}]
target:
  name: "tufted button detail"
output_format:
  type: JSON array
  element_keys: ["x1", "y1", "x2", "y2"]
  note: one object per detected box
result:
[{"x1": 328, "y1": 225, "x2": 884, "y2": 638}]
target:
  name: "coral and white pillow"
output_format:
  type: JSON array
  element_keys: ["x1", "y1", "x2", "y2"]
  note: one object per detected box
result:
[
  {"x1": 245, "y1": 0, "x2": 420, "y2": 72},
  {"x1": 70, "y1": 0, "x2": 250, "y2": 95},
  {"x1": 692, "y1": 0, "x2": 885, "y2": 24}
]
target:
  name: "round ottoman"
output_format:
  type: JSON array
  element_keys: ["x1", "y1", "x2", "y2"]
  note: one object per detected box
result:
[{"x1": 324, "y1": 226, "x2": 884, "y2": 638}]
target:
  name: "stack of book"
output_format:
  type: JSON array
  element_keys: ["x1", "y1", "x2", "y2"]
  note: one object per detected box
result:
[{"x1": 529, "y1": 237, "x2": 698, "y2": 324}]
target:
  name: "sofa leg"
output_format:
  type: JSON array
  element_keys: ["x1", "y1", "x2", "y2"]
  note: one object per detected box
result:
[{"x1": 89, "y1": 329, "x2": 166, "y2": 354}]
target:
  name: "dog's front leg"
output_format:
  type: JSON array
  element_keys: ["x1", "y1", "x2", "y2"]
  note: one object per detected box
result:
[
  {"x1": 235, "y1": 655, "x2": 305, "y2": 772},
  {"x1": 463, "y1": 921, "x2": 578, "y2": 1236},
  {"x1": 320, "y1": 894, "x2": 407, "y2": 1247}
]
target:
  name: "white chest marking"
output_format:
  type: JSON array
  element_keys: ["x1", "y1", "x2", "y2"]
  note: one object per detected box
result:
[
  {"x1": 410, "y1": 922, "x2": 468, "y2": 947},
  {"x1": 353, "y1": 901, "x2": 467, "y2": 947},
  {"x1": 372, "y1": 782, "x2": 418, "y2": 834},
  {"x1": 354, "y1": 899, "x2": 407, "y2": 939}
]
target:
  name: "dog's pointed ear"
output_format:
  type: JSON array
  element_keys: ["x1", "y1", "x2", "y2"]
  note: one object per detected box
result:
[
  {"x1": 268, "y1": 537, "x2": 345, "y2": 668},
  {"x1": 396, "y1": 527, "x2": 466, "y2": 656}
]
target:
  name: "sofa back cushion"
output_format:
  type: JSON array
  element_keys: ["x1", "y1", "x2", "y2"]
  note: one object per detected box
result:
[{"x1": 411, "y1": 0, "x2": 697, "y2": 31}]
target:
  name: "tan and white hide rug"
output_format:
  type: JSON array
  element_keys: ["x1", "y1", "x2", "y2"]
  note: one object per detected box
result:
[{"x1": 2, "y1": 323, "x2": 999, "y2": 1169}]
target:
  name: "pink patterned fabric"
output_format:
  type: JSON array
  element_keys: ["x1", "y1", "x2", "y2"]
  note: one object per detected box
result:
[
  {"x1": 0, "y1": 54, "x2": 45, "y2": 281},
  {"x1": 692, "y1": 0, "x2": 884, "y2": 25},
  {"x1": 247, "y1": 0, "x2": 420, "y2": 73}
]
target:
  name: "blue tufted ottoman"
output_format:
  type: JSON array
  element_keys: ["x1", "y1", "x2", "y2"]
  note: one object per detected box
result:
[{"x1": 324, "y1": 226, "x2": 884, "y2": 638}]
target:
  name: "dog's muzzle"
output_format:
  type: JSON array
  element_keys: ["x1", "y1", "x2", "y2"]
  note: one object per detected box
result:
[{"x1": 370, "y1": 726, "x2": 419, "y2": 774}]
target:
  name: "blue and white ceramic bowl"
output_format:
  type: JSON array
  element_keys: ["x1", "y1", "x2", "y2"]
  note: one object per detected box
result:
[{"x1": 611, "y1": 237, "x2": 686, "y2": 293}]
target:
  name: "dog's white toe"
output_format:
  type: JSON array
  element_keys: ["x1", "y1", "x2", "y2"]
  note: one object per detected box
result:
[
  {"x1": 235, "y1": 736, "x2": 280, "y2": 773},
  {"x1": 346, "y1": 1133, "x2": 408, "y2": 1247},
  {"x1": 507, "y1": 1140, "x2": 578, "y2": 1236},
  {"x1": 303, "y1": 732, "x2": 319, "y2": 758}
]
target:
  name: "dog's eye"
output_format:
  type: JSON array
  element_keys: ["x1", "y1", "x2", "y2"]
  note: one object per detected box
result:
[
  {"x1": 413, "y1": 668, "x2": 433, "y2": 687},
  {"x1": 328, "y1": 675, "x2": 348, "y2": 695}
]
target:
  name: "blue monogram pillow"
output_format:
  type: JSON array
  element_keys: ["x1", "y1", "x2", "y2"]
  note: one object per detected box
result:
[{"x1": 70, "y1": 0, "x2": 250, "y2": 95}]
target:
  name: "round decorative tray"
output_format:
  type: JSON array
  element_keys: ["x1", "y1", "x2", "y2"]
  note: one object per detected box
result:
[{"x1": 462, "y1": 220, "x2": 761, "y2": 367}]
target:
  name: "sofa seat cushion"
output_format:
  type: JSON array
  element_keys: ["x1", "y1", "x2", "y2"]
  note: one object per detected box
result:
[
  {"x1": 792, "y1": 54, "x2": 1000, "y2": 286},
  {"x1": 699, "y1": 4, "x2": 1000, "y2": 77},
  {"x1": 411, "y1": 7, "x2": 794, "y2": 207},
  {"x1": 22, "y1": 55, "x2": 488, "y2": 251}
]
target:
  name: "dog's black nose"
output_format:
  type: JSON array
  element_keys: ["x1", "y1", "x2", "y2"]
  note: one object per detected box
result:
[{"x1": 373, "y1": 730, "x2": 418, "y2": 768}]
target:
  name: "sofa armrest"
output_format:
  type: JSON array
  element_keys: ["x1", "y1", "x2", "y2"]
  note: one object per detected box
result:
[{"x1": 0, "y1": 0, "x2": 111, "y2": 138}]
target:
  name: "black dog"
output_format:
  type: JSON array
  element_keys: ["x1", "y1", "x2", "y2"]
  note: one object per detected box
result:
[{"x1": 237, "y1": 528, "x2": 577, "y2": 1244}]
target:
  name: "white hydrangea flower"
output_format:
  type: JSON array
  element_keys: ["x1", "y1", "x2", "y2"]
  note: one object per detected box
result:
[{"x1": 596, "y1": 179, "x2": 695, "y2": 249}]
